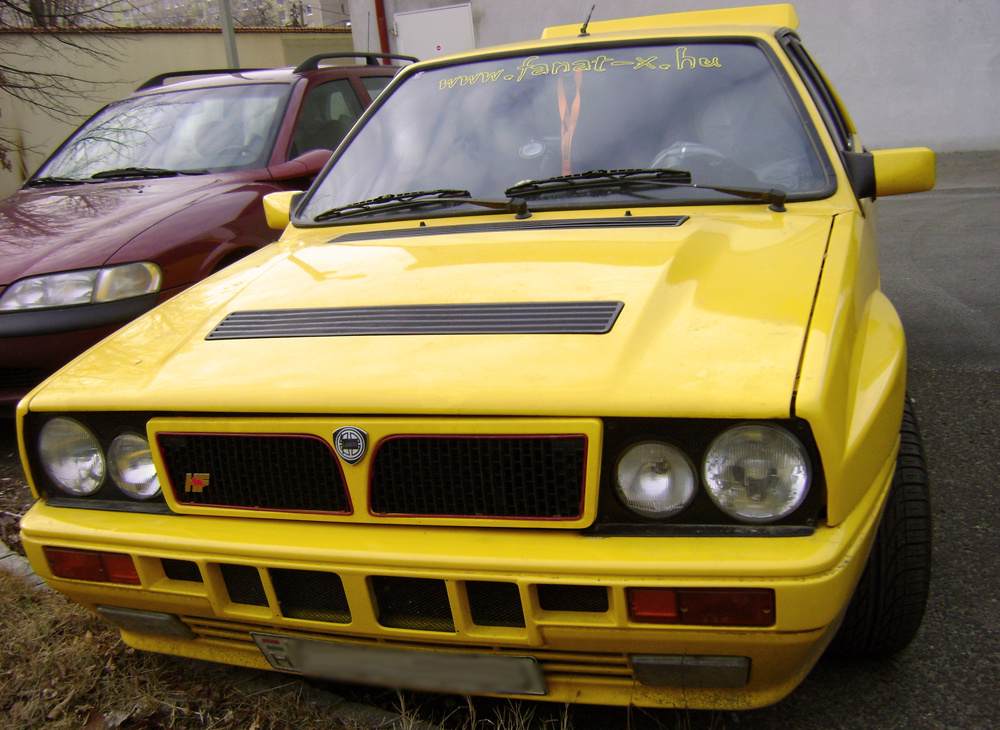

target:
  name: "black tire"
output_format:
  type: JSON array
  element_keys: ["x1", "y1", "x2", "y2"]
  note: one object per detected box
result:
[{"x1": 825, "y1": 396, "x2": 932, "y2": 659}]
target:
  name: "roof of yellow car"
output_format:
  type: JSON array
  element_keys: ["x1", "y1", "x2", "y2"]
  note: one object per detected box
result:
[{"x1": 541, "y1": 3, "x2": 800, "y2": 39}]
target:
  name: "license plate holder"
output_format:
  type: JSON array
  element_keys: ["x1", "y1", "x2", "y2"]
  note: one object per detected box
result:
[{"x1": 252, "y1": 633, "x2": 546, "y2": 696}]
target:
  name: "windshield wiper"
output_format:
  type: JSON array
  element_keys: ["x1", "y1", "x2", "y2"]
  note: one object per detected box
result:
[
  {"x1": 89, "y1": 167, "x2": 191, "y2": 180},
  {"x1": 693, "y1": 182, "x2": 787, "y2": 211},
  {"x1": 23, "y1": 176, "x2": 87, "y2": 188},
  {"x1": 313, "y1": 189, "x2": 530, "y2": 222},
  {"x1": 506, "y1": 168, "x2": 692, "y2": 196},
  {"x1": 505, "y1": 168, "x2": 787, "y2": 211}
]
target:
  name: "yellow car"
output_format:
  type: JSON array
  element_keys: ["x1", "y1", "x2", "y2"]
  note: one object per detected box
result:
[{"x1": 17, "y1": 4, "x2": 935, "y2": 710}]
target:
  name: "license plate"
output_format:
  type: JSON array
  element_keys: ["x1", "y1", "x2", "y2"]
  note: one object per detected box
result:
[{"x1": 252, "y1": 633, "x2": 547, "y2": 696}]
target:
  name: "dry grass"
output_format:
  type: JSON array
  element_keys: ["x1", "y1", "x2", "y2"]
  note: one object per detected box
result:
[
  {"x1": 0, "y1": 426, "x2": 33, "y2": 557},
  {"x1": 0, "y1": 570, "x2": 589, "y2": 730},
  {"x1": 0, "y1": 570, "x2": 354, "y2": 728}
]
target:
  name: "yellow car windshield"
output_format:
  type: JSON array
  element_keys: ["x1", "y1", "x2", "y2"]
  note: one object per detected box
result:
[{"x1": 303, "y1": 41, "x2": 833, "y2": 222}]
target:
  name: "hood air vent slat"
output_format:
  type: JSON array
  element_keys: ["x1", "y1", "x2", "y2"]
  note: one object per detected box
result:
[{"x1": 207, "y1": 301, "x2": 624, "y2": 340}]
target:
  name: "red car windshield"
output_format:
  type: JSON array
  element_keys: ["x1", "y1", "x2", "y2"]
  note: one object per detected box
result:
[{"x1": 36, "y1": 83, "x2": 289, "y2": 180}]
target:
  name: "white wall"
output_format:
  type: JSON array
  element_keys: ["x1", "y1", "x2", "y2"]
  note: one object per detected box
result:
[{"x1": 351, "y1": 0, "x2": 1000, "y2": 152}]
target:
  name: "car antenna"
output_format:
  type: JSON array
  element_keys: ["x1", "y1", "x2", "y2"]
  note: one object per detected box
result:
[{"x1": 579, "y1": 5, "x2": 596, "y2": 36}]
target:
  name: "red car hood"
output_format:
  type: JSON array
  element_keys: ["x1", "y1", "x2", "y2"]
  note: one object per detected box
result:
[{"x1": 0, "y1": 175, "x2": 250, "y2": 285}]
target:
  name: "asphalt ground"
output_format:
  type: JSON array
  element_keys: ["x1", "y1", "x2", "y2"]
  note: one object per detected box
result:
[{"x1": 3, "y1": 151, "x2": 999, "y2": 728}]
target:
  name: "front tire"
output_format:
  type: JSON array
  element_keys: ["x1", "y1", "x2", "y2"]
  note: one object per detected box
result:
[{"x1": 826, "y1": 397, "x2": 932, "y2": 659}]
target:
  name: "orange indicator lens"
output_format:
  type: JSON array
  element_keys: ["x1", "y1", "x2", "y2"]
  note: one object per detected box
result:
[
  {"x1": 627, "y1": 588, "x2": 679, "y2": 623},
  {"x1": 44, "y1": 547, "x2": 141, "y2": 585}
]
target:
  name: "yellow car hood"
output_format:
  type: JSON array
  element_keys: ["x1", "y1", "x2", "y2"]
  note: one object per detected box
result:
[{"x1": 31, "y1": 210, "x2": 833, "y2": 418}]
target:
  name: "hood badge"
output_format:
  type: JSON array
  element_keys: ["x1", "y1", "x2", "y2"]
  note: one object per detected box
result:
[{"x1": 333, "y1": 427, "x2": 368, "y2": 465}]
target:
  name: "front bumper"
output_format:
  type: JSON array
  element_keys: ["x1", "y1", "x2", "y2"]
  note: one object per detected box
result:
[{"x1": 20, "y1": 449, "x2": 893, "y2": 709}]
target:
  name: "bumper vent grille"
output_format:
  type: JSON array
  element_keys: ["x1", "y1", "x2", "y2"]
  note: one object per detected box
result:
[
  {"x1": 220, "y1": 563, "x2": 268, "y2": 606},
  {"x1": 371, "y1": 576, "x2": 454, "y2": 632},
  {"x1": 162, "y1": 558, "x2": 202, "y2": 583},
  {"x1": 467, "y1": 581, "x2": 525, "y2": 628},
  {"x1": 158, "y1": 433, "x2": 350, "y2": 514},
  {"x1": 370, "y1": 435, "x2": 586, "y2": 519},
  {"x1": 537, "y1": 584, "x2": 609, "y2": 613},
  {"x1": 271, "y1": 568, "x2": 350, "y2": 623}
]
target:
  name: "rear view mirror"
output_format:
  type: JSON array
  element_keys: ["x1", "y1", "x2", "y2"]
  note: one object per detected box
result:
[
  {"x1": 262, "y1": 191, "x2": 301, "y2": 230},
  {"x1": 268, "y1": 149, "x2": 333, "y2": 182},
  {"x1": 872, "y1": 147, "x2": 936, "y2": 197}
]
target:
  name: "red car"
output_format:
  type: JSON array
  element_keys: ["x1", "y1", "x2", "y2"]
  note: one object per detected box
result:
[{"x1": 0, "y1": 53, "x2": 412, "y2": 413}]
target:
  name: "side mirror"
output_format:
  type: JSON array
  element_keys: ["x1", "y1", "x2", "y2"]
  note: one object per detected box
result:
[
  {"x1": 262, "y1": 191, "x2": 301, "y2": 230},
  {"x1": 872, "y1": 147, "x2": 936, "y2": 197},
  {"x1": 268, "y1": 148, "x2": 333, "y2": 182}
]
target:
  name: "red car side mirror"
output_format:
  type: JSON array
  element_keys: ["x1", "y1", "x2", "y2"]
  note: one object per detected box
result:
[{"x1": 268, "y1": 149, "x2": 333, "y2": 182}]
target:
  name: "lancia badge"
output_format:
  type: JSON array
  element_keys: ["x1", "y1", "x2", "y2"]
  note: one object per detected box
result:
[{"x1": 333, "y1": 427, "x2": 368, "y2": 464}]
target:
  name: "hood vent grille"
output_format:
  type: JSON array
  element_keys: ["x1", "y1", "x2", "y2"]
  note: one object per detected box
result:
[{"x1": 207, "y1": 301, "x2": 624, "y2": 340}]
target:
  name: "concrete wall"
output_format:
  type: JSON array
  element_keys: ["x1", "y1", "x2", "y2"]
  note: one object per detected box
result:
[
  {"x1": 350, "y1": 0, "x2": 1000, "y2": 153},
  {"x1": 0, "y1": 29, "x2": 353, "y2": 197}
]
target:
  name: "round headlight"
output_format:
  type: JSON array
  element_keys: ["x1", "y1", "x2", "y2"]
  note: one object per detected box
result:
[
  {"x1": 108, "y1": 433, "x2": 161, "y2": 500},
  {"x1": 615, "y1": 441, "x2": 697, "y2": 519},
  {"x1": 38, "y1": 418, "x2": 105, "y2": 496},
  {"x1": 703, "y1": 424, "x2": 810, "y2": 523}
]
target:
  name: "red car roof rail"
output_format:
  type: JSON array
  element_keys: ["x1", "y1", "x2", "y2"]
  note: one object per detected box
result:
[
  {"x1": 292, "y1": 52, "x2": 417, "y2": 73},
  {"x1": 135, "y1": 69, "x2": 267, "y2": 91}
]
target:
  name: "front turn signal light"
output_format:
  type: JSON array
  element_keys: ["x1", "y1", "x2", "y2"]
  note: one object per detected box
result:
[
  {"x1": 628, "y1": 587, "x2": 775, "y2": 627},
  {"x1": 44, "y1": 547, "x2": 141, "y2": 585}
]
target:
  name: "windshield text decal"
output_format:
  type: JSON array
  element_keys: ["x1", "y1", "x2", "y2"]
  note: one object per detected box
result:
[{"x1": 438, "y1": 48, "x2": 722, "y2": 89}]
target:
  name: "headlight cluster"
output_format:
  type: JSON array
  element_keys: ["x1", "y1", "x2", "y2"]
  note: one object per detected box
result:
[
  {"x1": 614, "y1": 423, "x2": 811, "y2": 524},
  {"x1": 38, "y1": 418, "x2": 161, "y2": 501},
  {"x1": 0, "y1": 262, "x2": 161, "y2": 311}
]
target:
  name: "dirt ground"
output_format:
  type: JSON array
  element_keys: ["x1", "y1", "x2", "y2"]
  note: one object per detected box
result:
[{"x1": 0, "y1": 422, "x2": 32, "y2": 556}]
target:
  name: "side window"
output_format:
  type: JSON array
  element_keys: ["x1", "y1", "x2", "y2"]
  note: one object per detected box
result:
[
  {"x1": 361, "y1": 76, "x2": 393, "y2": 99},
  {"x1": 782, "y1": 36, "x2": 854, "y2": 152},
  {"x1": 290, "y1": 79, "x2": 364, "y2": 158}
]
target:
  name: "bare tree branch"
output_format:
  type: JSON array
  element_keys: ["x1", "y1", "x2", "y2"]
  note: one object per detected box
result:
[{"x1": 0, "y1": 1, "x2": 133, "y2": 172}]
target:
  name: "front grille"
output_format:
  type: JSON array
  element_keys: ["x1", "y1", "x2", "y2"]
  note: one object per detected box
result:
[
  {"x1": 370, "y1": 435, "x2": 586, "y2": 519},
  {"x1": 371, "y1": 576, "x2": 454, "y2": 632},
  {"x1": 158, "y1": 433, "x2": 350, "y2": 513}
]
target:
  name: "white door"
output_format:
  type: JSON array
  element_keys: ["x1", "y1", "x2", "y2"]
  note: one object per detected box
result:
[{"x1": 394, "y1": 3, "x2": 475, "y2": 60}]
